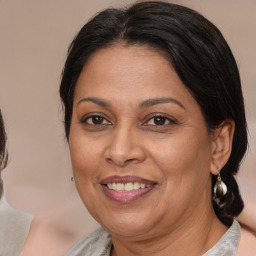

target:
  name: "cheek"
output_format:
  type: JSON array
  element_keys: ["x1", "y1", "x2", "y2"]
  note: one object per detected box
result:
[
  {"x1": 69, "y1": 127, "x2": 102, "y2": 179},
  {"x1": 149, "y1": 131, "x2": 212, "y2": 184},
  {"x1": 150, "y1": 136, "x2": 212, "y2": 216},
  {"x1": 68, "y1": 127, "x2": 104, "y2": 214}
]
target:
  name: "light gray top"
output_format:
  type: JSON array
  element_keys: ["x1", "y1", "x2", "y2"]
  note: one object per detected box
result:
[
  {"x1": 67, "y1": 219, "x2": 240, "y2": 256},
  {"x1": 0, "y1": 195, "x2": 33, "y2": 256}
]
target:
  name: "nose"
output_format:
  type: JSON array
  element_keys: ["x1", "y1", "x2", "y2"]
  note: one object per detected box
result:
[{"x1": 104, "y1": 126, "x2": 146, "y2": 166}]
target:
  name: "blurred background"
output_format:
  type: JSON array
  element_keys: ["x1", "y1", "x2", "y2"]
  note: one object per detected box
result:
[{"x1": 0, "y1": 0, "x2": 255, "y2": 249}]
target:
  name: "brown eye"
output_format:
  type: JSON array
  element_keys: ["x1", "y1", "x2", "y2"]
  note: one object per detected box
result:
[
  {"x1": 91, "y1": 116, "x2": 103, "y2": 124},
  {"x1": 147, "y1": 116, "x2": 170, "y2": 126},
  {"x1": 84, "y1": 115, "x2": 111, "y2": 125},
  {"x1": 153, "y1": 117, "x2": 167, "y2": 125}
]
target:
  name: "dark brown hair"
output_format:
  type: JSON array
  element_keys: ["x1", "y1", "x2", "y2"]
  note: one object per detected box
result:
[{"x1": 0, "y1": 110, "x2": 8, "y2": 196}]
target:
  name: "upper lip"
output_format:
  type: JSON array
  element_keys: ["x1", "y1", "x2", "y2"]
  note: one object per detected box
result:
[{"x1": 100, "y1": 175, "x2": 156, "y2": 185}]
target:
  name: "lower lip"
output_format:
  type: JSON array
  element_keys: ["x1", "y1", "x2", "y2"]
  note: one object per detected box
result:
[{"x1": 101, "y1": 185, "x2": 155, "y2": 203}]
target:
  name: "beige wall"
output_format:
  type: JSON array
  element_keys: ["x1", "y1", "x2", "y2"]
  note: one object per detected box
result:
[{"x1": 0, "y1": 0, "x2": 255, "y2": 239}]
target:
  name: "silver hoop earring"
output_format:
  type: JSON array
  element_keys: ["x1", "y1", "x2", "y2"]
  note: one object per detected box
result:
[
  {"x1": 71, "y1": 177, "x2": 74, "y2": 182},
  {"x1": 214, "y1": 173, "x2": 227, "y2": 197}
]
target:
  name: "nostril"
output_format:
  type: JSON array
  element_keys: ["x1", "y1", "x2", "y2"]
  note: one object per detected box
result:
[
  {"x1": 124, "y1": 158, "x2": 136, "y2": 164},
  {"x1": 106, "y1": 157, "x2": 134, "y2": 166}
]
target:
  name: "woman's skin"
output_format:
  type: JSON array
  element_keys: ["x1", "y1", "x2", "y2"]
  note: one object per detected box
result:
[{"x1": 69, "y1": 43, "x2": 235, "y2": 256}]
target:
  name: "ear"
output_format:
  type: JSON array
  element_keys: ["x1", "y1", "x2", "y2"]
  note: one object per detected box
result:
[{"x1": 210, "y1": 119, "x2": 235, "y2": 175}]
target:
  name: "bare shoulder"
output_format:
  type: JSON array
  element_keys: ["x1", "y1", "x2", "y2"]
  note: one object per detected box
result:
[{"x1": 236, "y1": 225, "x2": 256, "y2": 256}]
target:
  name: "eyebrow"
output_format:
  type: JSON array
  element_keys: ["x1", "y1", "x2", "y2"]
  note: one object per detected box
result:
[
  {"x1": 77, "y1": 97, "x2": 111, "y2": 108},
  {"x1": 77, "y1": 97, "x2": 185, "y2": 109},
  {"x1": 139, "y1": 97, "x2": 185, "y2": 109}
]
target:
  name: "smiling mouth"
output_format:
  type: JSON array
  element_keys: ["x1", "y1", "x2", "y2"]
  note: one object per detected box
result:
[
  {"x1": 106, "y1": 182, "x2": 151, "y2": 192},
  {"x1": 100, "y1": 176, "x2": 156, "y2": 203}
]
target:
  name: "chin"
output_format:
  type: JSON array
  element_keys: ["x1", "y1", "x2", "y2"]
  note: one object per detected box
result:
[
  {"x1": 106, "y1": 224, "x2": 150, "y2": 238},
  {"x1": 99, "y1": 213, "x2": 153, "y2": 237}
]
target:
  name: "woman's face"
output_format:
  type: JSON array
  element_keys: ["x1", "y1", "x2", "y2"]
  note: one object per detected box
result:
[{"x1": 69, "y1": 43, "x2": 216, "y2": 238}]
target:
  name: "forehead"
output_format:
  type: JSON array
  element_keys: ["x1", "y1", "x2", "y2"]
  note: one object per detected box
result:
[
  {"x1": 79, "y1": 43, "x2": 172, "y2": 82},
  {"x1": 73, "y1": 43, "x2": 195, "y2": 108}
]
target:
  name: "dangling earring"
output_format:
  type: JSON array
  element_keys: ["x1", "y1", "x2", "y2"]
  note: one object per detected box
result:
[
  {"x1": 71, "y1": 177, "x2": 74, "y2": 182},
  {"x1": 214, "y1": 173, "x2": 227, "y2": 197}
]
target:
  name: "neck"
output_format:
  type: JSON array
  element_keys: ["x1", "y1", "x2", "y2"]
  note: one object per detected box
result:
[{"x1": 111, "y1": 208, "x2": 227, "y2": 256}]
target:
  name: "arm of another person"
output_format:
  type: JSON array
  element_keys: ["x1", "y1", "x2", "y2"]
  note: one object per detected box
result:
[{"x1": 236, "y1": 195, "x2": 256, "y2": 255}]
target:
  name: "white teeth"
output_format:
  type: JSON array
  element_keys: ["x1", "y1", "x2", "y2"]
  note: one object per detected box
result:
[
  {"x1": 124, "y1": 182, "x2": 133, "y2": 191},
  {"x1": 107, "y1": 182, "x2": 151, "y2": 192},
  {"x1": 116, "y1": 183, "x2": 125, "y2": 191},
  {"x1": 134, "y1": 182, "x2": 140, "y2": 190}
]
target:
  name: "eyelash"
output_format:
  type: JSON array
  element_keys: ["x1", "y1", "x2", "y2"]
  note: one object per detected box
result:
[
  {"x1": 81, "y1": 114, "x2": 112, "y2": 126},
  {"x1": 80, "y1": 113, "x2": 177, "y2": 127},
  {"x1": 143, "y1": 115, "x2": 177, "y2": 126}
]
